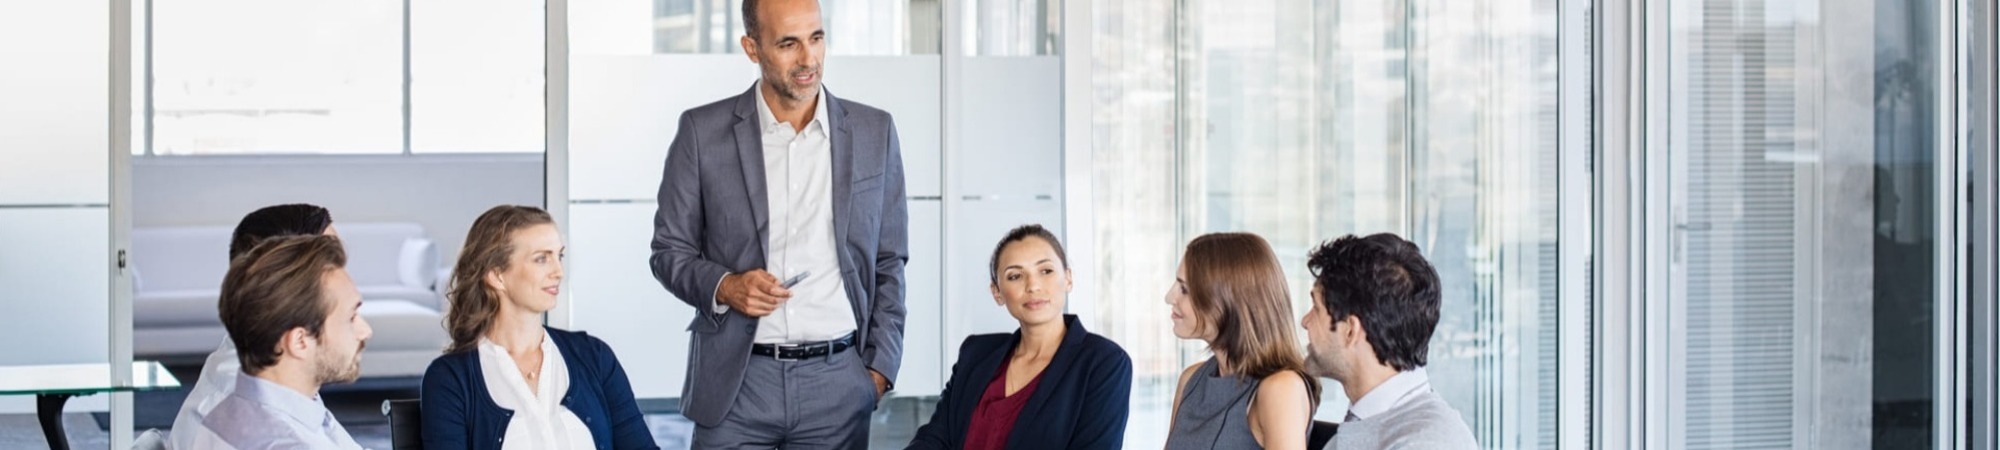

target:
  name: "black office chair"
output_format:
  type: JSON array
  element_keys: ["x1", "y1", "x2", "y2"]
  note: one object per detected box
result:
[
  {"x1": 382, "y1": 398, "x2": 423, "y2": 450},
  {"x1": 1308, "y1": 420, "x2": 1340, "y2": 449}
]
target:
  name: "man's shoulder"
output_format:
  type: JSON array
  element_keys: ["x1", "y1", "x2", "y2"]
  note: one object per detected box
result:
[
  {"x1": 201, "y1": 392, "x2": 273, "y2": 423},
  {"x1": 828, "y1": 93, "x2": 894, "y2": 127},
  {"x1": 199, "y1": 395, "x2": 303, "y2": 446},
  {"x1": 1376, "y1": 393, "x2": 1479, "y2": 448},
  {"x1": 681, "y1": 92, "x2": 747, "y2": 124}
]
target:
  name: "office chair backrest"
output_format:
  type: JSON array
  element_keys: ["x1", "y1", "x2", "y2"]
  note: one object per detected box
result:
[
  {"x1": 383, "y1": 398, "x2": 424, "y2": 450},
  {"x1": 1308, "y1": 420, "x2": 1340, "y2": 449}
]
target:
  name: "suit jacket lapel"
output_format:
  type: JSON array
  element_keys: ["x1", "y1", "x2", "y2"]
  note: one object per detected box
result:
[
  {"x1": 1016, "y1": 316, "x2": 1083, "y2": 431},
  {"x1": 963, "y1": 340, "x2": 1010, "y2": 433},
  {"x1": 828, "y1": 90, "x2": 854, "y2": 257},
  {"x1": 732, "y1": 86, "x2": 770, "y2": 254},
  {"x1": 826, "y1": 90, "x2": 865, "y2": 329}
]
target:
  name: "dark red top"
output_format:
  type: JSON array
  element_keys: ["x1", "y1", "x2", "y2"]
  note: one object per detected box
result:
[{"x1": 963, "y1": 356, "x2": 1045, "y2": 450}]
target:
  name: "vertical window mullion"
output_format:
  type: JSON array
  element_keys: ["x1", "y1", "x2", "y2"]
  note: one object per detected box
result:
[
  {"x1": 142, "y1": 0, "x2": 153, "y2": 156},
  {"x1": 401, "y1": 0, "x2": 412, "y2": 155}
]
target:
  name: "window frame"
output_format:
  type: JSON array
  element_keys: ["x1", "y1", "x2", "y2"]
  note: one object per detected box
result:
[
  {"x1": 135, "y1": 0, "x2": 547, "y2": 157},
  {"x1": 1600, "y1": 0, "x2": 1978, "y2": 447}
]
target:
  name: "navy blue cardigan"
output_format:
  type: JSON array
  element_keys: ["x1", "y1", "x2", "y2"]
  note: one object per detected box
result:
[
  {"x1": 420, "y1": 327, "x2": 659, "y2": 450},
  {"x1": 907, "y1": 315, "x2": 1133, "y2": 450}
]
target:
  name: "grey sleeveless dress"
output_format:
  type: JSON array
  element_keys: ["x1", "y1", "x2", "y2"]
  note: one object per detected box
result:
[{"x1": 1165, "y1": 357, "x2": 1263, "y2": 450}]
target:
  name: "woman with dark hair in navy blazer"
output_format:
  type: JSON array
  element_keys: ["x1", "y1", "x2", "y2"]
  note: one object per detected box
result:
[
  {"x1": 907, "y1": 224, "x2": 1134, "y2": 450},
  {"x1": 420, "y1": 206, "x2": 658, "y2": 450}
]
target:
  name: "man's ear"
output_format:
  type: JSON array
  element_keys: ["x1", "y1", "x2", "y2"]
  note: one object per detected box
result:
[
  {"x1": 1339, "y1": 315, "x2": 1367, "y2": 347},
  {"x1": 741, "y1": 35, "x2": 761, "y2": 64},
  {"x1": 280, "y1": 327, "x2": 313, "y2": 360}
]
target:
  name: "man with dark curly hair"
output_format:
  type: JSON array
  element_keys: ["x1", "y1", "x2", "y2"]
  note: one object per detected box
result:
[{"x1": 1300, "y1": 233, "x2": 1476, "y2": 449}]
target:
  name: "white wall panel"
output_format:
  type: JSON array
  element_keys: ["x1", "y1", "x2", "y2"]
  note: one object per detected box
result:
[
  {"x1": 899, "y1": 199, "x2": 944, "y2": 396},
  {"x1": 955, "y1": 57, "x2": 1061, "y2": 197},
  {"x1": 569, "y1": 54, "x2": 758, "y2": 201},
  {"x1": 0, "y1": 0, "x2": 110, "y2": 205},
  {"x1": 566, "y1": 202, "x2": 693, "y2": 399},
  {"x1": 570, "y1": 54, "x2": 943, "y2": 201},
  {"x1": 0, "y1": 209, "x2": 112, "y2": 413}
]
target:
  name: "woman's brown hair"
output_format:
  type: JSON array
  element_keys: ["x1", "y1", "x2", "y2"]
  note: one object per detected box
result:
[
  {"x1": 1182, "y1": 232, "x2": 1322, "y2": 404},
  {"x1": 443, "y1": 205, "x2": 555, "y2": 354}
]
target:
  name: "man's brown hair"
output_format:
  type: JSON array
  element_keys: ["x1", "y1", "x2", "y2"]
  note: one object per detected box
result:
[{"x1": 218, "y1": 234, "x2": 347, "y2": 374}]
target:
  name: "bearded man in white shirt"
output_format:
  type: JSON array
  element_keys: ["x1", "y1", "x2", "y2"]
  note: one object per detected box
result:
[{"x1": 189, "y1": 234, "x2": 372, "y2": 449}]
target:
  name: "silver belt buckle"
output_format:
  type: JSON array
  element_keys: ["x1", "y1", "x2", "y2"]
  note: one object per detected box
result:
[{"x1": 773, "y1": 344, "x2": 801, "y2": 362}]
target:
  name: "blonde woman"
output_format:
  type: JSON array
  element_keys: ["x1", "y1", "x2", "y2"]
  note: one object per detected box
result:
[{"x1": 420, "y1": 206, "x2": 657, "y2": 450}]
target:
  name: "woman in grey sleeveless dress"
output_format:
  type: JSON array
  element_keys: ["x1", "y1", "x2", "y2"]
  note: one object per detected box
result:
[
  {"x1": 1162, "y1": 233, "x2": 1322, "y2": 450},
  {"x1": 1167, "y1": 358, "x2": 1262, "y2": 450}
]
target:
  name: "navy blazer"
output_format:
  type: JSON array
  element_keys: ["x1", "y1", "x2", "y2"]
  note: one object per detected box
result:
[
  {"x1": 907, "y1": 315, "x2": 1133, "y2": 450},
  {"x1": 420, "y1": 327, "x2": 659, "y2": 450}
]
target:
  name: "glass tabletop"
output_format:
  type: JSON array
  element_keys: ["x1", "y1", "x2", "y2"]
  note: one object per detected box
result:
[{"x1": 0, "y1": 361, "x2": 181, "y2": 396}]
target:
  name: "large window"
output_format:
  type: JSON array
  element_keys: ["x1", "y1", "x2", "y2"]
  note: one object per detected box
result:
[
  {"x1": 143, "y1": 0, "x2": 545, "y2": 155},
  {"x1": 1663, "y1": 0, "x2": 1942, "y2": 447},
  {"x1": 964, "y1": 0, "x2": 1060, "y2": 56},
  {"x1": 648, "y1": 0, "x2": 941, "y2": 55},
  {"x1": 1093, "y1": 0, "x2": 1567, "y2": 447}
]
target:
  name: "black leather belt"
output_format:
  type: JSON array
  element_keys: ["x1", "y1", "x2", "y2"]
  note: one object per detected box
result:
[{"x1": 750, "y1": 333, "x2": 855, "y2": 361}]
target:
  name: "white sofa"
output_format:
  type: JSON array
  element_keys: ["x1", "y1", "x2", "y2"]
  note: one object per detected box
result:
[{"x1": 131, "y1": 223, "x2": 450, "y2": 378}]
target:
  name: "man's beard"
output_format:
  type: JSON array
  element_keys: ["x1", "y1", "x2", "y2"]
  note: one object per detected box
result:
[
  {"x1": 765, "y1": 65, "x2": 822, "y2": 102},
  {"x1": 314, "y1": 342, "x2": 363, "y2": 385},
  {"x1": 1305, "y1": 345, "x2": 1345, "y2": 381}
]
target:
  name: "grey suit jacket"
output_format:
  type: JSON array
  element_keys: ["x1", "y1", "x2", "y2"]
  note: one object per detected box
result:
[{"x1": 649, "y1": 84, "x2": 909, "y2": 427}]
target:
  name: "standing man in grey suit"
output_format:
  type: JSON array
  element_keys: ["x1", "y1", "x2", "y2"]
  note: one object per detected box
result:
[{"x1": 649, "y1": 0, "x2": 907, "y2": 447}]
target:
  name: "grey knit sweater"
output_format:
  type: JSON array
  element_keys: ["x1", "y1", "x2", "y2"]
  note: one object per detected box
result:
[{"x1": 1323, "y1": 390, "x2": 1479, "y2": 450}]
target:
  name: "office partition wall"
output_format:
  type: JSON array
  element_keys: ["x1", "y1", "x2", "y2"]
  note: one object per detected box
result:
[{"x1": 0, "y1": 0, "x2": 132, "y2": 446}]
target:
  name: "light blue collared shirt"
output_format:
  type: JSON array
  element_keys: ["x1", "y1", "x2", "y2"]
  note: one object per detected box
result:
[{"x1": 189, "y1": 373, "x2": 364, "y2": 450}]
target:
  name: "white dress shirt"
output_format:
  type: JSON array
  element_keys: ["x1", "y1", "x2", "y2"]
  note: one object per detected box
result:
[
  {"x1": 188, "y1": 374, "x2": 365, "y2": 450},
  {"x1": 170, "y1": 340, "x2": 240, "y2": 450},
  {"x1": 1343, "y1": 368, "x2": 1434, "y2": 422},
  {"x1": 478, "y1": 332, "x2": 595, "y2": 450},
  {"x1": 712, "y1": 82, "x2": 859, "y2": 345}
]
